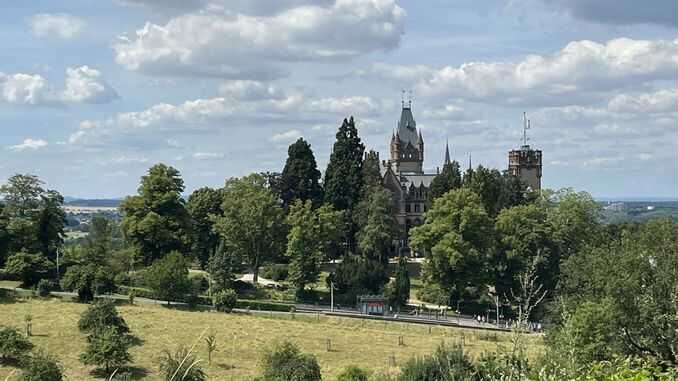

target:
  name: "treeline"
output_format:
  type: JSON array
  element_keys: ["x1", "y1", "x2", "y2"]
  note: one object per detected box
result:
[{"x1": 2, "y1": 115, "x2": 677, "y2": 378}]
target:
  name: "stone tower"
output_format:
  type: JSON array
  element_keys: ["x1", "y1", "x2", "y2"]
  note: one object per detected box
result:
[
  {"x1": 508, "y1": 114, "x2": 542, "y2": 191},
  {"x1": 389, "y1": 101, "x2": 424, "y2": 174}
]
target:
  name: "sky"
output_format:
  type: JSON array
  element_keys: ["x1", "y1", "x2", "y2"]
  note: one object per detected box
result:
[{"x1": 2, "y1": 0, "x2": 678, "y2": 199}]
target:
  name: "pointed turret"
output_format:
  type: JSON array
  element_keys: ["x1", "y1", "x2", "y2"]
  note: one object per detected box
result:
[{"x1": 444, "y1": 140, "x2": 451, "y2": 165}]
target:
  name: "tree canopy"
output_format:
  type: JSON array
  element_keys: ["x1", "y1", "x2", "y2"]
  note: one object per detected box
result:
[
  {"x1": 187, "y1": 187, "x2": 223, "y2": 268},
  {"x1": 410, "y1": 188, "x2": 496, "y2": 302},
  {"x1": 120, "y1": 164, "x2": 191, "y2": 264},
  {"x1": 279, "y1": 138, "x2": 323, "y2": 209},
  {"x1": 213, "y1": 173, "x2": 285, "y2": 283},
  {"x1": 324, "y1": 117, "x2": 365, "y2": 213}
]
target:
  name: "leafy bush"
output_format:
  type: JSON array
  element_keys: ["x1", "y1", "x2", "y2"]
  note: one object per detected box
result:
[
  {"x1": 337, "y1": 365, "x2": 371, "y2": 381},
  {"x1": 260, "y1": 341, "x2": 321, "y2": 381},
  {"x1": 113, "y1": 272, "x2": 130, "y2": 287},
  {"x1": 159, "y1": 345, "x2": 206, "y2": 381},
  {"x1": 398, "y1": 343, "x2": 475, "y2": 381},
  {"x1": 36, "y1": 279, "x2": 53, "y2": 297},
  {"x1": 213, "y1": 289, "x2": 237, "y2": 312},
  {"x1": 0, "y1": 326, "x2": 33, "y2": 362},
  {"x1": 20, "y1": 350, "x2": 63, "y2": 381},
  {"x1": 144, "y1": 251, "x2": 191, "y2": 304},
  {"x1": 4, "y1": 252, "x2": 54, "y2": 288},
  {"x1": 261, "y1": 264, "x2": 289, "y2": 281},
  {"x1": 328, "y1": 255, "x2": 388, "y2": 303},
  {"x1": 80, "y1": 326, "x2": 132, "y2": 374},
  {"x1": 61, "y1": 264, "x2": 115, "y2": 301},
  {"x1": 78, "y1": 299, "x2": 129, "y2": 334}
]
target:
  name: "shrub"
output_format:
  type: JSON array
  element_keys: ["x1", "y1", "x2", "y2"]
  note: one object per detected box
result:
[
  {"x1": 337, "y1": 365, "x2": 371, "y2": 381},
  {"x1": 113, "y1": 271, "x2": 130, "y2": 287},
  {"x1": 80, "y1": 326, "x2": 132, "y2": 374},
  {"x1": 260, "y1": 341, "x2": 321, "y2": 381},
  {"x1": 61, "y1": 264, "x2": 116, "y2": 302},
  {"x1": 213, "y1": 289, "x2": 237, "y2": 312},
  {"x1": 36, "y1": 279, "x2": 53, "y2": 297},
  {"x1": 261, "y1": 264, "x2": 289, "y2": 281},
  {"x1": 78, "y1": 299, "x2": 129, "y2": 334},
  {"x1": 144, "y1": 251, "x2": 191, "y2": 304},
  {"x1": 159, "y1": 345, "x2": 206, "y2": 381},
  {"x1": 0, "y1": 326, "x2": 33, "y2": 362},
  {"x1": 398, "y1": 343, "x2": 475, "y2": 381},
  {"x1": 4, "y1": 252, "x2": 54, "y2": 288},
  {"x1": 20, "y1": 350, "x2": 63, "y2": 381}
]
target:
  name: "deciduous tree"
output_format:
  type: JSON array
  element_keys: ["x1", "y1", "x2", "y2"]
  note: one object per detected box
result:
[
  {"x1": 213, "y1": 173, "x2": 285, "y2": 283},
  {"x1": 144, "y1": 251, "x2": 191, "y2": 304},
  {"x1": 410, "y1": 188, "x2": 496, "y2": 303},
  {"x1": 120, "y1": 164, "x2": 191, "y2": 264},
  {"x1": 4, "y1": 251, "x2": 54, "y2": 288},
  {"x1": 187, "y1": 187, "x2": 223, "y2": 268}
]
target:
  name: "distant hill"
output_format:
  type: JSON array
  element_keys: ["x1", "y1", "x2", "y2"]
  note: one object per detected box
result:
[
  {"x1": 64, "y1": 198, "x2": 122, "y2": 208},
  {"x1": 600, "y1": 200, "x2": 678, "y2": 223}
]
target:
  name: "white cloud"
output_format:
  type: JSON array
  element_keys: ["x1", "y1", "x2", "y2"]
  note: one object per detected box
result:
[
  {"x1": 9, "y1": 138, "x2": 48, "y2": 152},
  {"x1": 219, "y1": 80, "x2": 287, "y2": 101},
  {"x1": 112, "y1": 155, "x2": 149, "y2": 164},
  {"x1": 271, "y1": 129, "x2": 303, "y2": 143},
  {"x1": 303, "y1": 96, "x2": 390, "y2": 116},
  {"x1": 0, "y1": 67, "x2": 117, "y2": 106},
  {"x1": 0, "y1": 73, "x2": 49, "y2": 105},
  {"x1": 193, "y1": 152, "x2": 224, "y2": 160},
  {"x1": 422, "y1": 104, "x2": 470, "y2": 120},
  {"x1": 118, "y1": 0, "x2": 329, "y2": 16},
  {"x1": 114, "y1": 0, "x2": 405, "y2": 79},
  {"x1": 29, "y1": 13, "x2": 85, "y2": 39},
  {"x1": 362, "y1": 38, "x2": 678, "y2": 106},
  {"x1": 62, "y1": 66, "x2": 118, "y2": 104},
  {"x1": 608, "y1": 88, "x2": 678, "y2": 114}
]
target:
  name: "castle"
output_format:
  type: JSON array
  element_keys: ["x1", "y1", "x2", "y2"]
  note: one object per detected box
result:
[{"x1": 379, "y1": 102, "x2": 542, "y2": 251}]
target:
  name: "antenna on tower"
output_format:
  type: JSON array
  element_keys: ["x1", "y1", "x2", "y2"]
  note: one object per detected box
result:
[
  {"x1": 522, "y1": 112, "x2": 531, "y2": 148},
  {"x1": 408, "y1": 90, "x2": 413, "y2": 108},
  {"x1": 401, "y1": 90, "x2": 406, "y2": 108}
]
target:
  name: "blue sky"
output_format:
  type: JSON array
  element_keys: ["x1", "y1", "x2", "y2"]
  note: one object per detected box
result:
[{"x1": 2, "y1": 0, "x2": 678, "y2": 198}]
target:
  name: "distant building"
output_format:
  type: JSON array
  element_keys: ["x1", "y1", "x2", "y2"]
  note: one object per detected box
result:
[
  {"x1": 376, "y1": 104, "x2": 544, "y2": 254},
  {"x1": 380, "y1": 100, "x2": 447, "y2": 252},
  {"x1": 508, "y1": 114, "x2": 542, "y2": 191}
]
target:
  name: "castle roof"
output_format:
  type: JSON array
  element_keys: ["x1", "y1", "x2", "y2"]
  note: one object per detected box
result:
[
  {"x1": 397, "y1": 106, "x2": 418, "y2": 146},
  {"x1": 400, "y1": 174, "x2": 436, "y2": 188}
]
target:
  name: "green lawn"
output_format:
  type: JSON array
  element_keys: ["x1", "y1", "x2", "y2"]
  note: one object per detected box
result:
[{"x1": 0, "y1": 298, "x2": 543, "y2": 380}]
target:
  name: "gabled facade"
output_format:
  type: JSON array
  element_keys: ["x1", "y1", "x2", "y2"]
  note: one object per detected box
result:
[{"x1": 380, "y1": 102, "x2": 444, "y2": 253}]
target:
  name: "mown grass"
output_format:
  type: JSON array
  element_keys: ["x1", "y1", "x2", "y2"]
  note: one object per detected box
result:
[{"x1": 0, "y1": 298, "x2": 543, "y2": 380}]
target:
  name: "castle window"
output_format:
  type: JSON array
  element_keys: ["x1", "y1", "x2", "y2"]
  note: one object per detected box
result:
[
  {"x1": 406, "y1": 204, "x2": 411, "y2": 213},
  {"x1": 415, "y1": 204, "x2": 420, "y2": 213}
]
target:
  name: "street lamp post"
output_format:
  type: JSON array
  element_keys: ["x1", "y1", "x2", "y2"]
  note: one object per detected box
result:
[{"x1": 330, "y1": 281, "x2": 335, "y2": 312}]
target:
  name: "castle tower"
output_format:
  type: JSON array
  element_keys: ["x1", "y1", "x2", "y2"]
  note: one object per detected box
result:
[
  {"x1": 389, "y1": 100, "x2": 424, "y2": 174},
  {"x1": 508, "y1": 113, "x2": 542, "y2": 191}
]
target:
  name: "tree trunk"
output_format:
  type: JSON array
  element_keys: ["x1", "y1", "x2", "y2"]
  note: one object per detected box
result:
[{"x1": 253, "y1": 256, "x2": 259, "y2": 284}]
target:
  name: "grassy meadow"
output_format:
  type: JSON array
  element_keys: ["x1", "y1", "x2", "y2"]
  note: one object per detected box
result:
[{"x1": 0, "y1": 298, "x2": 543, "y2": 380}]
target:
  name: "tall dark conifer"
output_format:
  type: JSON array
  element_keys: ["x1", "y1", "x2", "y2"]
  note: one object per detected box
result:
[
  {"x1": 324, "y1": 117, "x2": 365, "y2": 254},
  {"x1": 429, "y1": 160, "x2": 462, "y2": 201},
  {"x1": 279, "y1": 138, "x2": 323, "y2": 209},
  {"x1": 324, "y1": 117, "x2": 365, "y2": 212}
]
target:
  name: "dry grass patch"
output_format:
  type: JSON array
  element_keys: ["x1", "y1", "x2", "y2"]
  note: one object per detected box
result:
[{"x1": 0, "y1": 298, "x2": 543, "y2": 380}]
